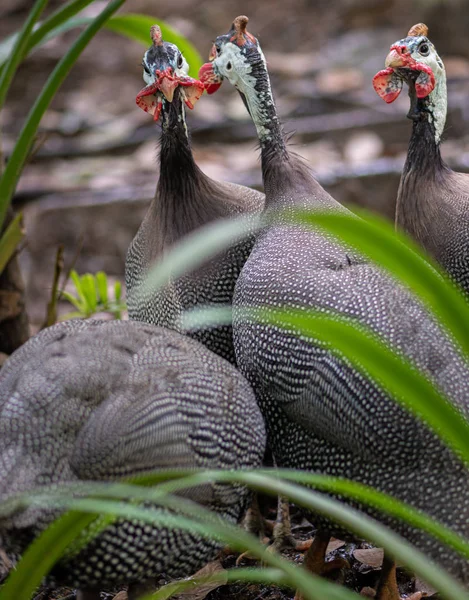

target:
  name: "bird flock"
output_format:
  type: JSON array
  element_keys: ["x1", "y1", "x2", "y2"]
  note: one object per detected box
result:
[{"x1": 0, "y1": 15, "x2": 468, "y2": 600}]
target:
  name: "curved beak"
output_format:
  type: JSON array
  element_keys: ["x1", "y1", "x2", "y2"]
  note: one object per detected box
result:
[
  {"x1": 159, "y1": 75, "x2": 178, "y2": 102},
  {"x1": 385, "y1": 48, "x2": 406, "y2": 69}
]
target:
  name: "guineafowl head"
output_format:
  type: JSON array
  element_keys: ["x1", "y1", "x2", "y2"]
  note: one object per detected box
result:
[
  {"x1": 136, "y1": 25, "x2": 204, "y2": 122},
  {"x1": 373, "y1": 23, "x2": 447, "y2": 142},
  {"x1": 199, "y1": 17, "x2": 275, "y2": 133}
]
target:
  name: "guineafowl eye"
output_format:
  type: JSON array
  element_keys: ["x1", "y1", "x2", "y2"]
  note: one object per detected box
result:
[
  {"x1": 177, "y1": 54, "x2": 184, "y2": 69},
  {"x1": 418, "y1": 42, "x2": 429, "y2": 55},
  {"x1": 226, "y1": 61, "x2": 232, "y2": 71},
  {"x1": 143, "y1": 63, "x2": 151, "y2": 75}
]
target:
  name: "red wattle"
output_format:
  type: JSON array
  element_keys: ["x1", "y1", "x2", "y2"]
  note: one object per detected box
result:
[
  {"x1": 413, "y1": 63, "x2": 436, "y2": 98},
  {"x1": 372, "y1": 68, "x2": 403, "y2": 104},
  {"x1": 199, "y1": 62, "x2": 222, "y2": 94}
]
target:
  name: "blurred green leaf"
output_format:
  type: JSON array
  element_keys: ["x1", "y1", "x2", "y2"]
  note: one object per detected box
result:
[
  {"x1": 290, "y1": 209, "x2": 469, "y2": 359},
  {"x1": 62, "y1": 271, "x2": 125, "y2": 320},
  {"x1": 137, "y1": 215, "x2": 258, "y2": 301},
  {"x1": 0, "y1": 0, "x2": 126, "y2": 232},
  {"x1": 0, "y1": 0, "x2": 96, "y2": 69},
  {"x1": 260, "y1": 306, "x2": 469, "y2": 466},
  {"x1": 114, "y1": 279, "x2": 122, "y2": 303},
  {"x1": 183, "y1": 302, "x2": 469, "y2": 467},
  {"x1": 105, "y1": 14, "x2": 202, "y2": 78},
  {"x1": 0, "y1": 13, "x2": 203, "y2": 79},
  {"x1": 1, "y1": 487, "x2": 356, "y2": 600},
  {"x1": 95, "y1": 271, "x2": 108, "y2": 305},
  {"x1": 0, "y1": 510, "x2": 97, "y2": 600},
  {"x1": 0, "y1": 213, "x2": 24, "y2": 275},
  {"x1": 80, "y1": 273, "x2": 98, "y2": 314},
  {"x1": 5, "y1": 472, "x2": 467, "y2": 600},
  {"x1": 60, "y1": 291, "x2": 84, "y2": 313},
  {"x1": 0, "y1": 0, "x2": 49, "y2": 110},
  {"x1": 69, "y1": 270, "x2": 86, "y2": 304}
]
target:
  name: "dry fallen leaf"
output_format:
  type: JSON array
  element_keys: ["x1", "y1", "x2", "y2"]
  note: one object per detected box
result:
[
  {"x1": 327, "y1": 538, "x2": 346, "y2": 553},
  {"x1": 414, "y1": 577, "x2": 437, "y2": 597},
  {"x1": 172, "y1": 559, "x2": 228, "y2": 600},
  {"x1": 353, "y1": 548, "x2": 384, "y2": 569}
]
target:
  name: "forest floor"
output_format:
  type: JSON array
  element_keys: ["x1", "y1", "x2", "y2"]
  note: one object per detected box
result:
[{"x1": 27, "y1": 502, "x2": 436, "y2": 600}]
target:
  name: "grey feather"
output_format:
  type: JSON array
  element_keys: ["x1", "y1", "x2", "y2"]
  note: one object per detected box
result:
[
  {"x1": 125, "y1": 37, "x2": 264, "y2": 365},
  {"x1": 211, "y1": 21, "x2": 469, "y2": 584},
  {"x1": 0, "y1": 319, "x2": 265, "y2": 589}
]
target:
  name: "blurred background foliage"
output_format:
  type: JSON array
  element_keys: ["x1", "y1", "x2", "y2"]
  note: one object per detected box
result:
[{"x1": 1, "y1": 0, "x2": 469, "y2": 329}]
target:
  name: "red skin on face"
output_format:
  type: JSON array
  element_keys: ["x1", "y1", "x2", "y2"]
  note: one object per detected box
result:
[
  {"x1": 136, "y1": 67, "x2": 204, "y2": 120},
  {"x1": 199, "y1": 62, "x2": 222, "y2": 94},
  {"x1": 373, "y1": 43, "x2": 436, "y2": 103}
]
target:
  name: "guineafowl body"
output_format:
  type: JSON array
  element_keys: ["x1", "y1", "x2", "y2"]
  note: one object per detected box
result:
[
  {"x1": 204, "y1": 17, "x2": 469, "y2": 585},
  {"x1": 0, "y1": 319, "x2": 265, "y2": 594},
  {"x1": 374, "y1": 24, "x2": 469, "y2": 295},
  {"x1": 125, "y1": 28, "x2": 264, "y2": 365}
]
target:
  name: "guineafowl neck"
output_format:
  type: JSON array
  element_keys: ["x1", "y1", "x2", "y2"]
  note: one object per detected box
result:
[
  {"x1": 158, "y1": 95, "x2": 199, "y2": 196},
  {"x1": 403, "y1": 74, "x2": 447, "y2": 177},
  {"x1": 404, "y1": 116, "x2": 445, "y2": 179},
  {"x1": 239, "y1": 70, "x2": 319, "y2": 209},
  {"x1": 249, "y1": 87, "x2": 334, "y2": 211},
  {"x1": 148, "y1": 92, "x2": 229, "y2": 244},
  {"x1": 396, "y1": 100, "x2": 450, "y2": 237}
]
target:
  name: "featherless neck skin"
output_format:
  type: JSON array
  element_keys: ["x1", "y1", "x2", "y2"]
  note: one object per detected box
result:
[
  {"x1": 203, "y1": 17, "x2": 329, "y2": 208},
  {"x1": 241, "y1": 63, "x2": 327, "y2": 208}
]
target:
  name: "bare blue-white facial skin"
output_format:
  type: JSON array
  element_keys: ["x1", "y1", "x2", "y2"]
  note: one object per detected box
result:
[
  {"x1": 137, "y1": 39, "x2": 204, "y2": 122},
  {"x1": 142, "y1": 41, "x2": 189, "y2": 86},
  {"x1": 210, "y1": 33, "x2": 277, "y2": 141},
  {"x1": 381, "y1": 34, "x2": 447, "y2": 142}
]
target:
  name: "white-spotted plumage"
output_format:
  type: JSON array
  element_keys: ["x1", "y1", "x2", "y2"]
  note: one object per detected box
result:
[
  {"x1": 211, "y1": 19, "x2": 469, "y2": 583},
  {"x1": 0, "y1": 319, "x2": 265, "y2": 591},
  {"x1": 126, "y1": 35, "x2": 265, "y2": 365}
]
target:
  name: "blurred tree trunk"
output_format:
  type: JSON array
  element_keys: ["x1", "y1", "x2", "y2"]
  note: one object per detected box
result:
[{"x1": 0, "y1": 206, "x2": 29, "y2": 358}]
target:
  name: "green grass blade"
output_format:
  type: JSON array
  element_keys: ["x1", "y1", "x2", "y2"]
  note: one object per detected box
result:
[
  {"x1": 150, "y1": 471, "x2": 469, "y2": 600},
  {"x1": 143, "y1": 568, "x2": 279, "y2": 600},
  {"x1": 80, "y1": 273, "x2": 97, "y2": 313},
  {"x1": 0, "y1": 13, "x2": 203, "y2": 79},
  {"x1": 0, "y1": 212, "x2": 24, "y2": 275},
  {"x1": 58, "y1": 291, "x2": 84, "y2": 313},
  {"x1": 69, "y1": 269, "x2": 86, "y2": 305},
  {"x1": 0, "y1": 0, "x2": 49, "y2": 109},
  {"x1": 114, "y1": 279, "x2": 122, "y2": 303},
  {"x1": 182, "y1": 302, "x2": 469, "y2": 467},
  {"x1": 260, "y1": 306, "x2": 469, "y2": 464},
  {"x1": 136, "y1": 215, "x2": 258, "y2": 299},
  {"x1": 290, "y1": 209, "x2": 469, "y2": 358},
  {"x1": 0, "y1": 0, "x2": 96, "y2": 70},
  {"x1": 259, "y1": 470, "x2": 469, "y2": 560},
  {"x1": 0, "y1": 511, "x2": 96, "y2": 600},
  {"x1": 3, "y1": 492, "x2": 358, "y2": 600},
  {"x1": 9, "y1": 474, "x2": 467, "y2": 600},
  {"x1": 95, "y1": 271, "x2": 108, "y2": 305},
  {"x1": 0, "y1": 0, "x2": 126, "y2": 233},
  {"x1": 144, "y1": 568, "x2": 321, "y2": 600}
]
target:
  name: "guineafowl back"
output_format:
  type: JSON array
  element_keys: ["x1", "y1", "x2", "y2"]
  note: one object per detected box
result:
[{"x1": 0, "y1": 319, "x2": 265, "y2": 589}]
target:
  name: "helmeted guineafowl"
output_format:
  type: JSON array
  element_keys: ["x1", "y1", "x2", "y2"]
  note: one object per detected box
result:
[
  {"x1": 0, "y1": 318, "x2": 266, "y2": 599},
  {"x1": 373, "y1": 23, "x2": 469, "y2": 296},
  {"x1": 201, "y1": 16, "x2": 469, "y2": 598},
  {"x1": 125, "y1": 26, "x2": 265, "y2": 365}
]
